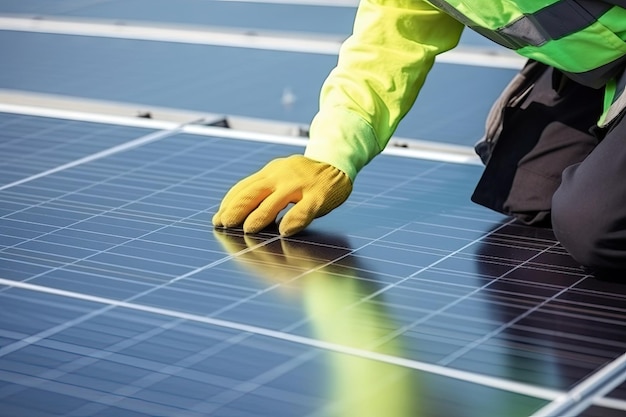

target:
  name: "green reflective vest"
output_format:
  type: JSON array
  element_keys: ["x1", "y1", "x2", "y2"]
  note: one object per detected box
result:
[
  {"x1": 305, "y1": 0, "x2": 626, "y2": 181},
  {"x1": 427, "y1": 0, "x2": 626, "y2": 88}
]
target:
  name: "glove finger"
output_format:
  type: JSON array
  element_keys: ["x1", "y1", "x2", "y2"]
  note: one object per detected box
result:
[
  {"x1": 212, "y1": 211, "x2": 222, "y2": 227},
  {"x1": 217, "y1": 172, "x2": 265, "y2": 210},
  {"x1": 212, "y1": 169, "x2": 271, "y2": 226},
  {"x1": 215, "y1": 181, "x2": 274, "y2": 228},
  {"x1": 243, "y1": 189, "x2": 300, "y2": 234},
  {"x1": 278, "y1": 198, "x2": 318, "y2": 237}
]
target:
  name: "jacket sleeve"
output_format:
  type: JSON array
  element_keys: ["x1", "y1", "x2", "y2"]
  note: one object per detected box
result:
[{"x1": 304, "y1": 0, "x2": 464, "y2": 181}]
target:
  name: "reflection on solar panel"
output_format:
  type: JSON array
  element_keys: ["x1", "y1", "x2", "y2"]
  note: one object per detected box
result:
[{"x1": 2, "y1": 110, "x2": 626, "y2": 417}]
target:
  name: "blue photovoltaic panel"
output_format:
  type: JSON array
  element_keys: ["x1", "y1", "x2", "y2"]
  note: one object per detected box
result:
[
  {"x1": 0, "y1": 31, "x2": 517, "y2": 146},
  {"x1": 0, "y1": 0, "x2": 500, "y2": 46},
  {"x1": 1, "y1": 3, "x2": 625, "y2": 415},
  {"x1": 0, "y1": 0, "x2": 359, "y2": 36},
  {"x1": 2, "y1": 112, "x2": 626, "y2": 417}
]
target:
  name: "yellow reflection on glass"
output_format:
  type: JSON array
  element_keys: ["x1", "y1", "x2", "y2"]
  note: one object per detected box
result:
[{"x1": 214, "y1": 230, "x2": 417, "y2": 417}]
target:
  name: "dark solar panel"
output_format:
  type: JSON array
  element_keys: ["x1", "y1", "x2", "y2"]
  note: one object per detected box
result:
[
  {"x1": 1, "y1": 112, "x2": 626, "y2": 416},
  {"x1": 607, "y1": 379, "x2": 626, "y2": 401}
]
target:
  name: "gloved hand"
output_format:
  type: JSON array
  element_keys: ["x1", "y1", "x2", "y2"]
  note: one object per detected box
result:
[{"x1": 212, "y1": 155, "x2": 352, "y2": 236}]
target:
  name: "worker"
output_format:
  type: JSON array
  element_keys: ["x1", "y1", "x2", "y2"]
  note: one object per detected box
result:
[{"x1": 213, "y1": 0, "x2": 626, "y2": 277}]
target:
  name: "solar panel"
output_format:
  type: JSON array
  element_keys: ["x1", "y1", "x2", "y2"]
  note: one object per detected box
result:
[
  {"x1": 0, "y1": 0, "x2": 359, "y2": 35},
  {"x1": 0, "y1": 30, "x2": 518, "y2": 146},
  {"x1": 2, "y1": 111, "x2": 626, "y2": 417},
  {"x1": 2, "y1": 2, "x2": 626, "y2": 415}
]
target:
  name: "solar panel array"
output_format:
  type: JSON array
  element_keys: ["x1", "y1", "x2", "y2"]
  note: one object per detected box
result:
[
  {"x1": 1, "y1": 111, "x2": 626, "y2": 416},
  {"x1": 2, "y1": 0, "x2": 626, "y2": 415}
]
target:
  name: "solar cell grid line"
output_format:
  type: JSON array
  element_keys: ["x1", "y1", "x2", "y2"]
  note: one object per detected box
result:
[
  {"x1": 395, "y1": 280, "x2": 626, "y2": 391},
  {"x1": 0, "y1": 218, "x2": 264, "y2": 359},
  {"x1": 0, "y1": 113, "x2": 72, "y2": 158},
  {"x1": 0, "y1": 129, "x2": 181, "y2": 193}
]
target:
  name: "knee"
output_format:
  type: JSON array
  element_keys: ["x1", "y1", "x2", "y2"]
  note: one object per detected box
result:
[
  {"x1": 551, "y1": 174, "x2": 620, "y2": 272},
  {"x1": 552, "y1": 194, "x2": 601, "y2": 270}
]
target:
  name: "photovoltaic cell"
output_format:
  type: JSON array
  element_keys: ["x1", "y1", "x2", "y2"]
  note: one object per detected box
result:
[
  {"x1": 0, "y1": 112, "x2": 156, "y2": 188},
  {"x1": 578, "y1": 407, "x2": 626, "y2": 417},
  {"x1": 1, "y1": 112, "x2": 626, "y2": 416}
]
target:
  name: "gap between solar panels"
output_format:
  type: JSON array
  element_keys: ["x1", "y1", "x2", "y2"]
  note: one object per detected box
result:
[
  {"x1": 530, "y1": 352, "x2": 626, "y2": 417},
  {"x1": 0, "y1": 89, "x2": 482, "y2": 181},
  {"x1": 0, "y1": 277, "x2": 563, "y2": 402}
]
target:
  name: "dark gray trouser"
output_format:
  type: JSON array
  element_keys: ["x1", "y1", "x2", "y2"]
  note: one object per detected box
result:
[
  {"x1": 471, "y1": 61, "x2": 626, "y2": 274},
  {"x1": 552, "y1": 109, "x2": 626, "y2": 274}
]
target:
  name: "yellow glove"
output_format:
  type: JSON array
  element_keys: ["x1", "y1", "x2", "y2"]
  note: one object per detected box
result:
[{"x1": 212, "y1": 155, "x2": 353, "y2": 236}]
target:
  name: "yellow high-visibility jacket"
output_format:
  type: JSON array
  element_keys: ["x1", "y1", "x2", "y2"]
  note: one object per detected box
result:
[{"x1": 305, "y1": 0, "x2": 626, "y2": 181}]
